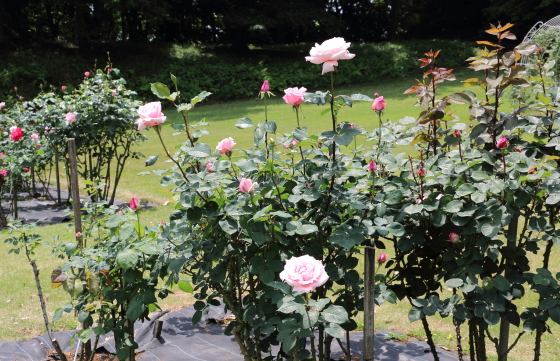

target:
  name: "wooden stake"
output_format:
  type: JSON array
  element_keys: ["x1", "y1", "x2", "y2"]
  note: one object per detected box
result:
[
  {"x1": 363, "y1": 246, "x2": 375, "y2": 361},
  {"x1": 55, "y1": 152, "x2": 61, "y2": 205}
]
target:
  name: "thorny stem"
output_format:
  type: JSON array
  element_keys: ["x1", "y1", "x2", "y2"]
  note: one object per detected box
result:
[
  {"x1": 376, "y1": 111, "x2": 383, "y2": 158},
  {"x1": 330, "y1": 72, "x2": 337, "y2": 162}
]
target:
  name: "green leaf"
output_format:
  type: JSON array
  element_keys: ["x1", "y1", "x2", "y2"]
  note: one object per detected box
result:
[
  {"x1": 191, "y1": 91, "x2": 212, "y2": 105},
  {"x1": 296, "y1": 224, "x2": 318, "y2": 235},
  {"x1": 404, "y1": 204, "x2": 423, "y2": 214},
  {"x1": 302, "y1": 310, "x2": 319, "y2": 329},
  {"x1": 137, "y1": 243, "x2": 158, "y2": 255},
  {"x1": 445, "y1": 278, "x2": 464, "y2": 288},
  {"x1": 321, "y1": 305, "x2": 349, "y2": 324},
  {"x1": 484, "y1": 310, "x2": 500, "y2": 325},
  {"x1": 408, "y1": 307, "x2": 424, "y2": 322},
  {"x1": 116, "y1": 249, "x2": 139, "y2": 271},
  {"x1": 178, "y1": 280, "x2": 194, "y2": 293},
  {"x1": 263, "y1": 121, "x2": 277, "y2": 134},
  {"x1": 151, "y1": 83, "x2": 171, "y2": 99},
  {"x1": 444, "y1": 200, "x2": 463, "y2": 212},
  {"x1": 145, "y1": 154, "x2": 159, "y2": 167},
  {"x1": 549, "y1": 305, "x2": 560, "y2": 324},
  {"x1": 282, "y1": 334, "x2": 297, "y2": 354},
  {"x1": 278, "y1": 297, "x2": 306, "y2": 314},
  {"x1": 78, "y1": 328, "x2": 93, "y2": 343},
  {"x1": 455, "y1": 184, "x2": 476, "y2": 197},
  {"x1": 187, "y1": 143, "x2": 211, "y2": 158},
  {"x1": 351, "y1": 93, "x2": 374, "y2": 102},
  {"x1": 52, "y1": 308, "x2": 63, "y2": 323},
  {"x1": 384, "y1": 190, "x2": 403, "y2": 205},
  {"x1": 493, "y1": 275, "x2": 511, "y2": 292},
  {"x1": 387, "y1": 222, "x2": 405, "y2": 237},
  {"x1": 219, "y1": 218, "x2": 238, "y2": 234},
  {"x1": 471, "y1": 192, "x2": 486, "y2": 203},
  {"x1": 325, "y1": 323, "x2": 345, "y2": 338},
  {"x1": 236, "y1": 117, "x2": 255, "y2": 129}
]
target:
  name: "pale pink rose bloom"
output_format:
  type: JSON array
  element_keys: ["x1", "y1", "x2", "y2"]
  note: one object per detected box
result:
[
  {"x1": 135, "y1": 101, "x2": 166, "y2": 130},
  {"x1": 305, "y1": 37, "x2": 355, "y2": 75},
  {"x1": 206, "y1": 162, "x2": 214, "y2": 172},
  {"x1": 449, "y1": 232, "x2": 460, "y2": 243},
  {"x1": 130, "y1": 197, "x2": 139, "y2": 211},
  {"x1": 280, "y1": 255, "x2": 329, "y2": 293},
  {"x1": 76, "y1": 232, "x2": 82, "y2": 238},
  {"x1": 216, "y1": 137, "x2": 236, "y2": 154},
  {"x1": 496, "y1": 136, "x2": 509, "y2": 149},
  {"x1": 9, "y1": 126, "x2": 17, "y2": 133},
  {"x1": 368, "y1": 160, "x2": 377, "y2": 171},
  {"x1": 31, "y1": 133, "x2": 39, "y2": 141},
  {"x1": 377, "y1": 253, "x2": 387, "y2": 263},
  {"x1": 84, "y1": 72, "x2": 90, "y2": 76},
  {"x1": 65, "y1": 112, "x2": 77, "y2": 123},
  {"x1": 291, "y1": 139, "x2": 299, "y2": 147},
  {"x1": 372, "y1": 96, "x2": 386, "y2": 111},
  {"x1": 0, "y1": 102, "x2": 5, "y2": 109},
  {"x1": 239, "y1": 178, "x2": 257, "y2": 193},
  {"x1": 261, "y1": 80, "x2": 270, "y2": 92},
  {"x1": 282, "y1": 87, "x2": 307, "y2": 106}
]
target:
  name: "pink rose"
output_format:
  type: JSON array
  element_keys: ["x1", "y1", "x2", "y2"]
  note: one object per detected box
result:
[
  {"x1": 135, "y1": 101, "x2": 166, "y2": 130},
  {"x1": 377, "y1": 253, "x2": 387, "y2": 264},
  {"x1": 372, "y1": 96, "x2": 386, "y2": 111},
  {"x1": 10, "y1": 127, "x2": 24, "y2": 141},
  {"x1": 84, "y1": 72, "x2": 90, "y2": 76},
  {"x1": 305, "y1": 37, "x2": 355, "y2": 75},
  {"x1": 449, "y1": 232, "x2": 460, "y2": 243},
  {"x1": 496, "y1": 136, "x2": 509, "y2": 149},
  {"x1": 454, "y1": 129, "x2": 461, "y2": 138},
  {"x1": 279, "y1": 255, "x2": 329, "y2": 293},
  {"x1": 130, "y1": 197, "x2": 139, "y2": 211},
  {"x1": 216, "y1": 137, "x2": 236, "y2": 154},
  {"x1": 239, "y1": 178, "x2": 257, "y2": 193},
  {"x1": 61, "y1": 86, "x2": 67, "y2": 90},
  {"x1": 350, "y1": 123, "x2": 356, "y2": 129},
  {"x1": 31, "y1": 133, "x2": 39, "y2": 141},
  {"x1": 206, "y1": 162, "x2": 214, "y2": 172},
  {"x1": 65, "y1": 112, "x2": 77, "y2": 124},
  {"x1": 282, "y1": 87, "x2": 307, "y2": 106},
  {"x1": 261, "y1": 80, "x2": 270, "y2": 92},
  {"x1": 76, "y1": 232, "x2": 82, "y2": 238},
  {"x1": 0, "y1": 170, "x2": 7, "y2": 177},
  {"x1": 368, "y1": 160, "x2": 377, "y2": 171},
  {"x1": 0, "y1": 102, "x2": 5, "y2": 109}
]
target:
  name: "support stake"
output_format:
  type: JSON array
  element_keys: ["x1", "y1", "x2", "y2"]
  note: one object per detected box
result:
[{"x1": 363, "y1": 245, "x2": 375, "y2": 361}]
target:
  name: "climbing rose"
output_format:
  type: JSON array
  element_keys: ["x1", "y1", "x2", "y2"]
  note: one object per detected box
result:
[
  {"x1": 496, "y1": 136, "x2": 509, "y2": 149},
  {"x1": 280, "y1": 255, "x2": 329, "y2": 293},
  {"x1": 305, "y1": 37, "x2": 355, "y2": 75},
  {"x1": 216, "y1": 137, "x2": 236, "y2": 154},
  {"x1": 136, "y1": 101, "x2": 166, "y2": 130},
  {"x1": 282, "y1": 87, "x2": 306, "y2": 106},
  {"x1": 261, "y1": 80, "x2": 270, "y2": 92},
  {"x1": 377, "y1": 253, "x2": 387, "y2": 264},
  {"x1": 130, "y1": 197, "x2": 139, "y2": 211},
  {"x1": 65, "y1": 112, "x2": 77, "y2": 124},
  {"x1": 239, "y1": 178, "x2": 257, "y2": 194},
  {"x1": 10, "y1": 127, "x2": 24, "y2": 141},
  {"x1": 449, "y1": 232, "x2": 460, "y2": 243},
  {"x1": 372, "y1": 96, "x2": 386, "y2": 111},
  {"x1": 368, "y1": 160, "x2": 377, "y2": 172}
]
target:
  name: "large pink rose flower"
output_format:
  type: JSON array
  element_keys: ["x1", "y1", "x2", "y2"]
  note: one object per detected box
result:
[
  {"x1": 282, "y1": 87, "x2": 307, "y2": 106},
  {"x1": 10, "y1": 127, "x2": 24, "y2": 141},
  {"x1": 65, "y1": 112, "x2": 77, "y2": 124},
  {"x1": 372, "y1": 96, "x2": 386, "y2": 111},
  {"x1": 136, "y1": 101, "x2": 166, "y2": 130},
  {"x1": 279, "y1": 255, "x2": 329, "y2": 293},
  {"x1": 216, "y1": 137, "x2": 236, "y2": 154},
  {"x1": 239, "y1": 178, "x2": 257, "y2": 193},
  {"x1": 305, "y1": 37, "x2": 355, "y2": 75}
]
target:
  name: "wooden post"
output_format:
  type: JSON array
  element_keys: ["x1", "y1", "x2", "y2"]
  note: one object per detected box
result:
[
  {"x1": 498, "y1": 217, "x2": 518, "y2": 361},
  {"x1": 55, "y1": 152, "x2": 61, "y2": 205},
  {"x1": 153, "y1": 319, "x2": 163, "y2": 339},
  {"x1": 68, "y1": 138, "x2": 91, "y2": 359},
  {"x1": 363, "y1": 245, "x2": 375, "y2": 361},
  {"x1": 12, "y1": 180, "x2": 18, "y2": 219}
]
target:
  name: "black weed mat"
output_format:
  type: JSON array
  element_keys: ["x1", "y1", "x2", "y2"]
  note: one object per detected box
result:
[{"x1": 0, "y1": 302, "x2": 460, "y2": 361}]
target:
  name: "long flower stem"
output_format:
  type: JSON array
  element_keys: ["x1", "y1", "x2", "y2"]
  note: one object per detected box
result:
[{"x1": 295, "y1": 106, "x2": 300, "y2": 128}]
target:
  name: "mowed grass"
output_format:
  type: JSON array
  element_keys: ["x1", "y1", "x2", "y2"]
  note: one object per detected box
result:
[{"x1": 2, "y1": 67, "x2": 560, "y2": 360}]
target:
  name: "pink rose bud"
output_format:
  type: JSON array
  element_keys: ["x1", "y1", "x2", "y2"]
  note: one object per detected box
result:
[
  {"x1": 377, "y1": 253, "x2": 387, "y2": 263},
  {"x1": 108, "y1": 68, "x2": 112, "y2": 72},
  {"x1": 417, "y1": 167, "x2": 426, "y2": 177},
  {"x1": 239, "y1": 178, "x2": 257, "y2": 193},
  {"x1": 76, "y1": 232, "x2": 82, "y2": 238},
  {"x1": 65, "y1": 112, "x2": 77, "y2": 124},
  {"x1": 216, "y1": 137, "x2": 236, "y2": 154},
  {"x1": 24, "y1": 168, "x2": 29, "y2": 172},
  {"x1": 537, "y1": 46, "x2": 542, "y2": 54},
  {"x1": 291, "y1": 139, "x2": 299, "y2": 147},
  {"x1": 135, "y1": 101, "x2": 166, "y2": 130},
  {"x1": 206, "y1": 162, "x2": 213, "y2": 172},
  {"x1": 36, "y1": 145, "x2": 41, "y2": 148},
  {"x1": 350, "y1": 123, "x2": 356, "y2": 129},
  {"x1": 305, "y1": 37, "x2": 356, "y2": 75},
  {"x1": 449, "y1": 232, "x2": 460, "y2": 243},
  {"x1": 130, "y1": 197, "x2": 139, "y2": 210},
  {"x1": 84, "y1": 72, "x2": 90, "y2": 76},
  {"x1": 374, "y1": 92, "x2": 379, "y2": 96},
  {"x1": 14, "y1": 87, "x2": 17, "y2": 90},
  {"x1": 372, "y1": 96, "x2": 386, "y2": 111},
  {"x1": 279, "y1": 255, "x2": 329, "y2": 293},
  {"x1": 31, "y1": 133, "x2": 39, "y2": 141},
  {"x1": 282, "y1": 87, "x2": 307, "y2": 106},
  {"x1": 454, "y1": 129, "x2": 461, "y2": 138},
  {"x1": 261, "y1": 80, "x2": 270, "y2": 92},
  {"x1": 161, "y1": 220, "x2": 166, "y2": 225},
  {"x1": 10, "y1": 127, "x2": 24, "y2": 141},
  {"x1": 61, "y1": 86, "x2": 67, "y2": 90},
  {"x1": 496, "y1": 136, "x2": 509, "y2": 149},
  {"x1": 368, "y1": 160, "x2": 377, "y2": 171}
]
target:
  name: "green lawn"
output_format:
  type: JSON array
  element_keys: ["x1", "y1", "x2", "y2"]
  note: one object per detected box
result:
[{"x1": 2, "y1": 68, "x2": 559, "y2": 361}]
